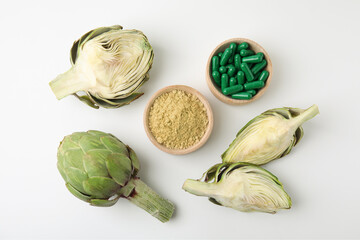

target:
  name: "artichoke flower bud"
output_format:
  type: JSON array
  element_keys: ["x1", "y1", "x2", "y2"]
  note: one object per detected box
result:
[
  {"x1": 183, "y1": 162, "x2": 291, "y2": 213},
  {"x1": 222, "y1": 105, "x2": 319, "y2": 165},
  {"x1": 49, "y1": 25, "x2": 154, "y2": 108},
  {"x1": 57, "y1": 130, "x2": 174, "y2": 222}
]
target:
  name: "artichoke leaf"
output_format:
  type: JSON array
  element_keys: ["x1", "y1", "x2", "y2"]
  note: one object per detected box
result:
[
  {"x1": 83, "y1": 176, "x2": 120, "y2": 199},
  {"x1": 73, "y1": 93, "x2": 99, "y2": 109},
  {"x1": 79, "y1": 135, "x2": 107, "y2": 152},
  {"x1": 90, "y1": 198, "x2": 119, "y2": 207},
  {"x1": 100, "y1": 135, "x2": 128, "y2": 154},
  {"x1": 66, "y1": 183, "x2": 91, "y2": 202},
  {"x1": 127, "y1": 146, "x2": 140, "y2": 175},
  {"x1": 105, "y1": 153, "x2": 132, "y2": 186}
]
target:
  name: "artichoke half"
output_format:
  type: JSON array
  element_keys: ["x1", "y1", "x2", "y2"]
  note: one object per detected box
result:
[
  {"x1": 57, "y1": 130, "x2": 174, "y2": 222},
  {"x1": 49, "y1": 25, "x2": 154, "y2": 108},
  {"x1": 182, "y1": 162, "x2": 291, "y2": 213},
  {"x1": 222, "y1": 105, "x2": 319, "y2": 165}
]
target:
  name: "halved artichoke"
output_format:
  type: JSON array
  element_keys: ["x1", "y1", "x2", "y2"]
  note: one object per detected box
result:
[
  {"x1": 49, "y1": 25, "x2": 154, "y2": 108},
  {"x1": 182, "y1": 162, "x2": 291, "y2": 213},
  {"x1": 222, "y1": 105, "x2": 319, "y2": 165}
]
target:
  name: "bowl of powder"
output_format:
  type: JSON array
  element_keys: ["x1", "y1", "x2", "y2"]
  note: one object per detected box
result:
[{"x1": 144, "y1": 85, "x2": 214, "y2": 155}]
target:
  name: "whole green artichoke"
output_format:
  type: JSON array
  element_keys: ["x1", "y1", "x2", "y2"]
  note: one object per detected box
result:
[{"x1": 57, "y1": 130, "x2": 174, "y2": 222}]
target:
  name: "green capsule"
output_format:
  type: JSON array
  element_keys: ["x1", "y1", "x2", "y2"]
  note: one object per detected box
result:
[
  {"x1": 220, "y1": 48, "x2": 233, "y2": 66},
  {"x1": 227, "y1": 65, "x2": 236, "y2": 77},
  {"x1": 229, "y1": 77, "x2": 237, "y2": 87},
  {"x1": 223, "y1": 84, "x2": 244, "y2": 95},
  {"x1": 252, "y1": 59, "x2": 267, "y2": 75},
  {"x1": 236, "y1": 71, "x2": 245, "y2": 85},
  {"x1": 240, "y1": 63, "x2": 254, "y2": 82},
  {"x1": 221, "y1": 74, "x2": 229, "y2": 93},
  {"x1": 246, "y1": 89, "x2": 256, "y2": 95},
  {"x1": 242, "y1": 52, "x2": 264, "y2": 64},
  {"x1": 244, "y1": 80, "x2": 265, "y2": 90},
  {"x1": 259, "y1": 70, "x2": 269, "y2": 82},
  {"x1": 237, "y1": 42, "x2": 249, "y2": 52},
  {"x1": 218, "y1": 52, "x2": 223, "y2": 58},
  {"x1": 219, "y1": 66, "x2": 227, "y2": 74},
  {"x1": 234, "y1": 54, "x2": 241, "y2": 70},
  {"x1": 240, "y1": 49, "x2": 255, "y2": 57},
  {"x1": 228, "y1": 43, "x2": 237, "y2": 64},
  {"x1": 212, "y1": 56, "x2": 220, "y2": 71},
  {"x1": 212, "y1": 71, "x2": 221, "y2": 86},
  {"x1": 232, "y1": 92, "x2": 252, "y2": 100}
]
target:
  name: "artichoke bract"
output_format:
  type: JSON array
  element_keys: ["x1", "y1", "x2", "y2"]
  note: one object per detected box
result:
[
  {"x1": 182, "y1": 162, "x2": 291, "y2": 213},
  {"x1": 57, "y1": 130, "x2": 174, "y2": 222},
  {"x1": 222, "y1": 105, "x2": 319, "y2": 165},
  {"x1": 49, "y1": 25, "x2": 154, "y2": 108}
]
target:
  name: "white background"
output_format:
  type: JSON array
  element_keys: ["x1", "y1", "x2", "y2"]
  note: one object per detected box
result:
[{"x1": 1, "y1": 0, "x2": 360, "y2": 239}]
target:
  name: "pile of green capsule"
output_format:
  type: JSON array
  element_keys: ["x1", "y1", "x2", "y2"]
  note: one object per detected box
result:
[{"x1": 211, "y1": 42, "x2": 269, "y2": 100}]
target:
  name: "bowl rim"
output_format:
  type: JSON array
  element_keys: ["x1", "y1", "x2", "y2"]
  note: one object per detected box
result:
[
  {"x1": 206, "y1": 37, "x2": 273, "y2": 105},
  {"x1": 143, "y1": 85, "x2": 214, "y2": 155}
]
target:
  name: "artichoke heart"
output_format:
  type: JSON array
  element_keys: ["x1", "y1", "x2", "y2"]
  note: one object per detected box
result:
[
  {"x1": 57, "y1": 130, "x2": 174, "y2": 222},
  {"x1": 182, "y1": 162, "x2": 291, "y2": 213},
  {"x1": 222, "y1": 105, "x2": 319, "y2": 165},
  {"x1": 49, "y1": 25, "x2": 154, "y2": 108}
]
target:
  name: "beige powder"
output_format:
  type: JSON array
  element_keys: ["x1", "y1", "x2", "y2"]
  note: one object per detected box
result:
[{"x1": 148, "y1": 90, "x2": 209, "y2": 150}]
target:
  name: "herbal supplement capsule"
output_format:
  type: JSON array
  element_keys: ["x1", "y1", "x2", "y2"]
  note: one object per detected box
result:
[
  {"x1": 240, "y1": 49, "x2": 255, "y2": 57},
  {"x1": 231, "y1": 92, "x2": 252, "y2": 100},
  {"x1": 237, "y1": 42, "x2": 249, "y2": 52},
  {"x1": 220, "y1": 48, "x2": 233, "y2": 66},
  {"x1": 234, "y1": 54, "x2": 241, "y2": 70},
  {"x1": 244, "y1": 80, "x2": 265, "y2": 90},
  {"x1": 228, "y1": 43, "x2": 237, "y2": 64},
  {"x1": 236, "y1": 71, "x2": 245, "y2": 85},
  {"x1": 242, "y1": 52, "x2": 264, "y2": 63},
  {"x1": 218, "y1": 52, "x2": 223, "y2": 58},
  {"x1": 219, "y1": 66, "x2": 227, "y2": 74},
  {"x1": 252, "y1": 59, "x2": 267, "y2": 75},
  {"x1": 212, "y1": 56, "x2": 220, "y2": 71},
  {"x1": 229, "y1": 77, "x2": 237, "y2": 87},
  {"x1": 228, "y1": 65, "x2": 236, "y2": 77},
  {"x1": 223, "y1": 85, "x2": 244, "y2": 95},
  {"x1": 221, "y1": 74, "x2": 229, "y2": 93},
  {"x1": 246, "y1": 90, "x2": 256, "y2": 95},
  {"x1": 258, "y1": 70, "x2": 269, "y2": 82},
  {"x1": 240, "y1": 63, "x2": 254, "y2": 82},
  {"x1": 212, "y1": 71, "x2": 221, "y2": 86}
]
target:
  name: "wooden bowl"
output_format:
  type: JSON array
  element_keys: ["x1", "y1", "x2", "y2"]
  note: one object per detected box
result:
[
  {"x1": 143, "y1": 85, "x2": 214, "y2": 155},
  {"x1": 206, "y1": 38, "x2": 273, "y2": 105}
]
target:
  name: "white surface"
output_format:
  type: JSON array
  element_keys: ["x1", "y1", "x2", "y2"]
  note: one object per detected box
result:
[{"x1": 1, "y1": 0, "x2": 360, "y2": 239}]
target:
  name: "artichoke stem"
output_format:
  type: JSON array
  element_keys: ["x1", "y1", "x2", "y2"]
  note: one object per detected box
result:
[
  {"x1": 49, "y1": 67, "x2": 91, "y2": 100},
  {"x1": 291, "y1": 104, "x2": 319, "y2": 127},
  {"x1": 182, "y1": 179, "x2": 219, "y2": 198},
  {"x1": 127, "y1": 178, "x2": 174, "y2": 223}
]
